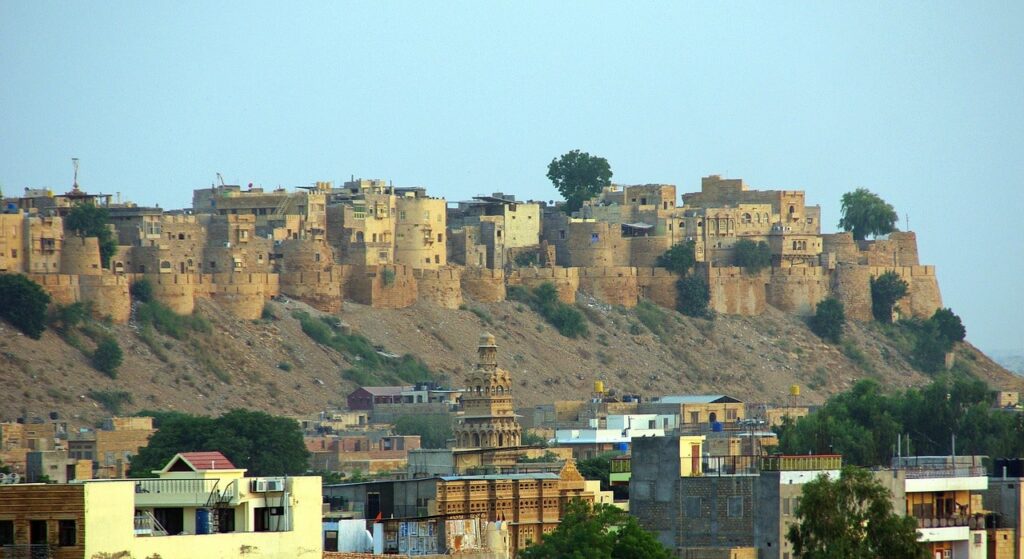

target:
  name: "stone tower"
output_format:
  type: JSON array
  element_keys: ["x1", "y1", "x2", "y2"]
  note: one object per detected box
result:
[{"x1": 455, "y1": 332, "x2": 522, "y2": 449}]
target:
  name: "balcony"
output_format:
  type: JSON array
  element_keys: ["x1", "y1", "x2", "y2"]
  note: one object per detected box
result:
[
  {"x1": 133, "y1": 478, "x2": 238, "y2": 507},
  {"x1": 761, "y1": 454, "x2": 842, "y2": 472},
  {"x1": 701, "y1": 455, "x2": 759, "y2": 476}
]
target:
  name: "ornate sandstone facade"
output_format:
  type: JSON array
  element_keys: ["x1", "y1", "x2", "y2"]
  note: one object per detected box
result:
[{"x1": 454, "y1": 333, "x2": 522, "y2": 449}]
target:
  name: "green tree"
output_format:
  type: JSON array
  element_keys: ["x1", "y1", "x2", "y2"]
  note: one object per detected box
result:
[
  {"x1": 930, "y1": 308, "x2": 966, "y2": 345},
  {"x1": 788, "y1": 466, "x2": 926, "y2": 559},
  {"x1": 92, "y1": 337, "x2": 123, "y2": 378},
  {"x1": 910, "y1": 319, "x2": 950, "y2": 374},
  {"x1": 393, "y1": 414, "x2": 453, "y2": 449},
  {"x1": 547, "y1": 150, "x2": 613, "y2": 214},
  {"x1": 732, "y1": 239, "x2": 772, "y2": 273},
  {"x1": 65, "y1": 202, "x2": 118, "y2": 268},
  {"x1": 518, "y1": 499, "x2": 671, "y2": 559},
  {"x1": 0, "y1": 273, "x2": 51, "y2": 339},
  {"x1": 130, "y1": 410, "x2": 309, "y2": 476},
  {"x1": 521, "y1": 431, "x2": 549, "y2": 447},
  {"x1": 675, "y1": 275, "x2": 710, "y2": 318},
  {"x1": 656, "y1": 241, "x2": 696, "y2": 276},
  {"x1": 131, "y1": 278, "x2": 154, "y2": 303},
  {"x1": 838, "y1": 188, "x2": 899, "y2": 241},
  {"x1": 809, "y1": 298, "x2": 845, "y2": 343},
  {"x1": 870, "y1": 271, "x2": 908, "y2": 323}
]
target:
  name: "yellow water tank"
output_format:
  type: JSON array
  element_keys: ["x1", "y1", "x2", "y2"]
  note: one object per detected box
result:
[
  {"x1": 789, "y1": 384, "x2": 801, "y2": 397},
  {"x1": 595, "y1": 380, "x2": 605, "y2": 394}
]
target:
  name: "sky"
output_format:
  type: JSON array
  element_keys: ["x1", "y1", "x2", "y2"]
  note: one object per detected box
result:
[{"x1": 2, "y1": 2, "x2": 1022, "y2": 352}]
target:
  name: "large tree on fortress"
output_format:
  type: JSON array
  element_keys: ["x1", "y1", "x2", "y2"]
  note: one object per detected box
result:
[
  {"x1": 547, "y1": 150, "x2": 613, "y2": 214},
  {"x1": 838, "y1": 188, "x2": 898, "y2": 241}
]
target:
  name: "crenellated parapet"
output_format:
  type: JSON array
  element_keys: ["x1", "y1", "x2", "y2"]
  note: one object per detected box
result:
[{"x1": 413, "y1": 266, "x2": 463, "y2": 309}]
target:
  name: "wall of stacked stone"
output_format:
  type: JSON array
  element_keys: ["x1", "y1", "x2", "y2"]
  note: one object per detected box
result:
[
  {"x1": 79, "y1": 274, "x2": 131, "y2": 323},
  {"x1": 628, "y1": 235, "x2": 672, "y2": 267},
  {"x1": 26, "y1": 274, "x2": 81, "y2": 307},
  {"x1": 765, "y1": 266, "x2": 829, "y2": 316},
  {"x1": 561, "y1": 222, "x2": 629, "y2": 267},
  {"x1": 142, "y1": 273, "x2": 198, "y2": 315},
  {"x1": 196, "y1": 272, "x2": 279, "y2": 320},
  {"x1": 60, "y1": 236, "x2": 102, "y2": 276},
  {"x1": 821, "y1": 232, "x2": 860, "y2": 264},
  {"x1": 280, "y1": 270, "x2": 344, "y2": 313},
  {"x1": 890, "y1": 232, "x2": 920, "y2": 266},
  {"x1": 832, "y1": 263, "x2": 873, "y2": 321},
  {"x1": 704, "y1": 267, "x2": 767, "y2": 316},
  {"x1": 460, "y1": 267, "x2": 506, "y2": 302},
  {"x1": 578, "y1": 266, "x2": 640, "y2": 308},
  {"x1": 506, "y1": 266, "x2": 580, "y2": 304},
  {"x1": 636, "y1": 268, "x2": 679, "y2": 310},
  {"x1": 345, "y1": 264, "x2": 418, "y2": 309},
  {"x1": 867, "y1": 265, "x2": 942, "y2": 319},
  {"x1": 413, "y1": 266, "x2": 463, "y2": 309}
]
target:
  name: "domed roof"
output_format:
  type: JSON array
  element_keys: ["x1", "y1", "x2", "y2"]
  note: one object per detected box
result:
[{"x1": 479, "y1": 332, "x2": 497, "y2": 347}]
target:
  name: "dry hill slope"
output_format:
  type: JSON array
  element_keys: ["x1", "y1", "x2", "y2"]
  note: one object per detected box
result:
[{"x1": 1, "y1": 296, "x2": 1020, "y2": 426}]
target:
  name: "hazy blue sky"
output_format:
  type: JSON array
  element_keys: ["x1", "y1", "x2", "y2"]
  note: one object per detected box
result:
[{"x1": 2, "y1": 2, "x2": 1022, "y2": 352}]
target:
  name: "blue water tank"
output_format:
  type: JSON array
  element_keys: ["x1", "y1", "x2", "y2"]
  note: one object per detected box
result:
[
  {"x1": 711, "y1": 421, "x2": 723, "y2": 432},
  {"x1": 616, "y1": 442, "x2": 629, "y2": 452},
  {"x1": 196, "y1": 508, "x2": 212, "y2": 534}
]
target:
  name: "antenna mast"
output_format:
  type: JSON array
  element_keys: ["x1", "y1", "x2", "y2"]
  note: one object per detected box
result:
[{"x1": 72, "y1": 157, "x2": 80, "y2": 190}]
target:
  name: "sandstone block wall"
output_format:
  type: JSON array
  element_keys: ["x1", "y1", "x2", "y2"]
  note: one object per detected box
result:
[
  {"x1": 821, "y1": 232, "x2": 860, "y2": 264},
  {"x1": 766, "y1": 267, "x2": 829, "y2": 316},
  {"x1": 460, "y1": 267, "x2": 506, "y2": 302},
  {"x1": 144, "y1": 273, "x2": 198, "y2": 314},
  {"x1": 346, "y1": 265, "x2": 418, "y2": 309},
  {"x1": 280, "y1": 270, "x2": 344, "y2": 313},
  {"x1": 200, "y1": 272, "x2": 279, "y2": 320},
  {"x1": 636, "y1": 268, "x2": 678, "y2": 310},
  {"x1": 413, "y1": 267, "x2": 463, "y2": 309},
  {"x1": 628, "y1": 236, "x2": 672, "y2": 267},
  {"x1": 507, "y1": 266, "x2": 580, "y2": 304},
  {"x1": 832, "y1": 263, "x2": 873, "y2": 321},
  {"x1": 578, "y1": 267, "x2": 639, "y2": 308},
  {"x1": 867, "y1": 265, "x2": 942, "y2": 320},
  {"x1": 27, "y1": 274, "x2": 80, "y2": 307},
  {"x1": 79, "y1": 274, "x2": 131, "y2": 323},
  {"x1": 60, "y1": 236, "x2": 102, "y2": 276},
  {"x1": 705, "y1": 267, "x2": 767, "y2": 316}
]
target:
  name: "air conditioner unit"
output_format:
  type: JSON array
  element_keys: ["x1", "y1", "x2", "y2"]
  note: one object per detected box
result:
[{"x1": 251, "y1": 479, "x2": 284, "y2": 492}]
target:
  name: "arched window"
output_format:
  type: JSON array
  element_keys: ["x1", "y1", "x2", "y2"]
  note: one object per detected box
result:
[
  {"x1": 498, "y1": 433, "x2": 504, "y2": 446},
  {"x1": 356, "y1": 231, "x2": 364, "y2": 242},
  {"x1": 741, "y1": 213, "x2": 751, "y2": 224},
  {"x1": 709, "y1": 412, "x2": 718, "y2": 423},
  {"x1": 160, "y1": 260, "x2": 172, "y2": 270},
  {"x1": 472, "y1": 433, "x2": 480, "y2": 447}
]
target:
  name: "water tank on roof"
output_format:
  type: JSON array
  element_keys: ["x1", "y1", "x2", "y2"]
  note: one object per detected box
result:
[
  {"x1": 616, "y1": 442, "x2": 629, "y2": 452},
  {"x1": 195, "y1": 509, "x2": 212, "y2": 535},
  {"x1": 711, "y1": 421, "x2": 723, "y2": 432}
]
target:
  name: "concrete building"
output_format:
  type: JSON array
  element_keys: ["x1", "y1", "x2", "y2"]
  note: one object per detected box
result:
[
  {"x1": 448, "y1": 194, "x2": 542, "y2": 269},
  {"x1": 629, "y1": 432, "x2": 841, "y2": 559},
  {"x1": 984, "y1": 459, "x2": 1024, "y2": 559},
  {"x1": 0, "y1": 450, "x2": 321, "y2": 559},
  {"x1": 639, "y1": 394, "x2": 746, "y2": 428},
  {"x1": 876, "y1": 456, "x2": 990, "y2": 559},
  {"x1": 554, "y1": 413, "x2": 676, "y2": 460}
]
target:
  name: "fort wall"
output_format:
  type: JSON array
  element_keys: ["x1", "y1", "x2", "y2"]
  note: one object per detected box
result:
[
  {"x1": 832, "y1": 263, "x2": 873, "y2": 321},
  {"x1": 506, "y1": 266, "x2": 580, "y2": 304},
  {"x1": 60, "y1": 236, "x2": 102, "y2": 276},
  {"x1": 79, "y1": 274, "x2": 131, "y2": 323},
  {"x1": 26, "y1": 274, "x2": 80, "y2": 307},
  {"x1": 578, "y1": 267, "x2": 639, "y2": 308},
  {"x1": 765, "y1": 267, "x2": 829, "y2": 316},
  {"x1": 413, "y1": 267, "x2": 463, "y2": 309},
  {"x1": 705, "y1": 267, "x2": 767, "y2": 316},
  {"x1": 460, "y1": 267, "x2": 506, "y2": 302},
  {"x1": 821, "y1": 232, "x2": 860, "y2": 265},
  {"x1": 277, "y1": 240, "x2": 343, "y2": 312},
  {"x1": 867, "y1": 265, "x2": 942, "y2": 320},
  {"x1": 144, "y1": 273, "x2": 199, "y2": 315},
  {"x1": 346, "y1": 265, "x2": 418, "y2": 309},
  {"x1": 199, "y1": 272, "x2": 279, "y2": 320},
  {"x1": 636, "y1": 268, "x2": 678, "y2": 310},
  {"x1": 628, "y1": 236, "x2": 672, "y2": 267}
]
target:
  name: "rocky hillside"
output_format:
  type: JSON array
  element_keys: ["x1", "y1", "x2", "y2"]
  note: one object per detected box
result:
[{"x1": 1, "y1": 295, "x2": 1021, "y2": 427}]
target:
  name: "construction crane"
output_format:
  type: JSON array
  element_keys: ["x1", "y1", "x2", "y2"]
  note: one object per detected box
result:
[{"x1": 216, "y1": 172, "x2": 226, "y2": 187}]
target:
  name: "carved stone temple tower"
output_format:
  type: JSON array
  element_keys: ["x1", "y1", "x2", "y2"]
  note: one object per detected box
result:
[{"x1": 455, "y1": 332, "x2": 523, "y2": 449}]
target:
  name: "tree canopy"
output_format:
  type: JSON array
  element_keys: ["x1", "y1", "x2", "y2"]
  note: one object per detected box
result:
[
  {"x1": 393, "y1": 414, "x2": 453, "y2": 449},
  {"x1": 675, "y1": 275, "x2": 710, "y2": 318},
  {"x1": 130, "y1": 409, "x2": 309, "y2": 476},
  {"x1": 0, "y1": 273, "x2": 51, "y2": 339},
  {"x1": 870, "y1": 271, "x2": 908, "y2": 323},
  {"x1": 776, "y1": 375, "x2": 1024, "y2": 467},
  {"x1": 787, "y1": 466, "x2": 927, "y2": 559},
  {"x1": 656, "y1": 241, "x2": 696, "y2": 276},
  {"x1": 65, "y1": 202, "x2": 118, "y2": 268},
  {"x1": 547, "y1": 150, "x2": 613, "y2": 214},
  {"x1": 732, "y1": 239, "x2": 771, "y2": 273},
  {"x1": 809, "y1": 297, "x2": 845, "y2": 343},
  {"x1": 518, "y1": 499, "x2": 671, "y2": 559},
  {"x1": 838, "y1": 188, "x2": 899, "y2": 241}
]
